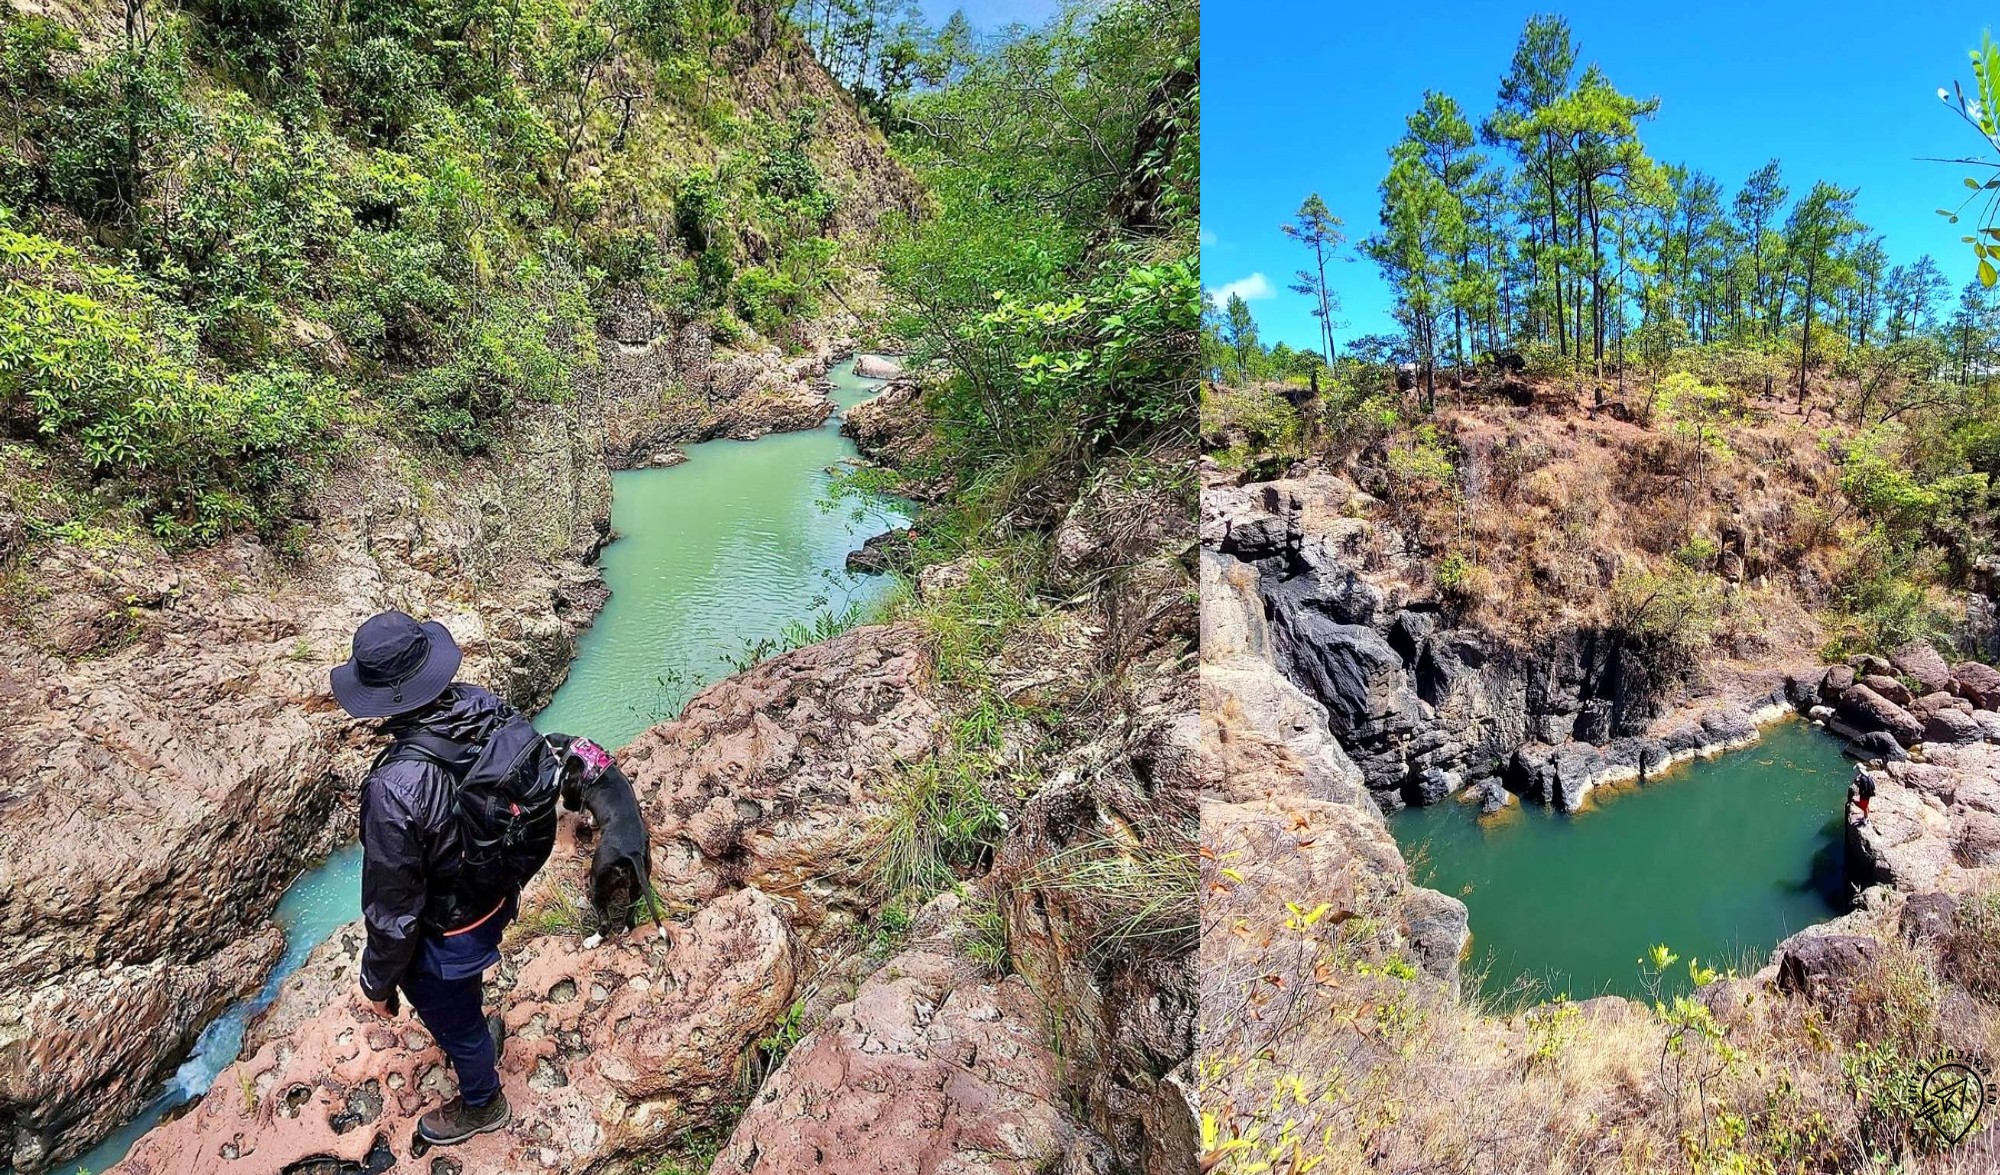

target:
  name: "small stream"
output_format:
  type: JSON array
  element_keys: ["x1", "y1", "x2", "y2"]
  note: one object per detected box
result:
[
  {"x1": 74, "y1": 356, "x2": 907, "y2": 1173},
  {"x1": 1391, "y1": 719, "x2": 1854, "y2": 1003}
]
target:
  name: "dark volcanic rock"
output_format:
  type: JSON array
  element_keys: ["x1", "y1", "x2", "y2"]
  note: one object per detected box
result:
[
  {"x1": 1835, "y1": 685, "x2": 1925, "y2": 747},
  {"x1": 1924, "y1": 708, "x2": 1985, "y2": 746},
  {"x1": 1859, "y1": 674, "x2": 1913, "y2": 706},
  {"x1": 1820, "y1": 665, "x2": 1856, "y2": 703},
  {"x1": 845, "y1": 527, "x2": 914, "y2": 575},
  {"x1": 1845, "y1": 730, "x2": 1910, "y2": 762},
  {"x1": 1900, "y1": 892, "x2": 1959, "y2": 944},
  {"x1": 1890, "y1": 642, "x2": 1953, "y2": 696},
  {"x1": 1507, "y1": 742, "x2": 1605, "y2": 809},
  {"x1": 1775, "y1": 935, "x2": 1880, "y2": 1002},
  {"x1": 1411, "y1": 767, "x2": 1462, "y2": 806},
  {"x1": 1951, "y1": 661, "x2": 2000, "y2": 710}
]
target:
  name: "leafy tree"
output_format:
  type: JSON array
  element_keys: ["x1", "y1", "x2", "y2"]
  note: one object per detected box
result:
[{"x1": 1221, "y1": 292, "x2": 1258, "y2": 384}]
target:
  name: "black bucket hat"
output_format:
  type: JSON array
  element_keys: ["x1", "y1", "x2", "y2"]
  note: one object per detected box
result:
[{"x1": 330, "y1": 610, "x2": 462, "y2": 718}]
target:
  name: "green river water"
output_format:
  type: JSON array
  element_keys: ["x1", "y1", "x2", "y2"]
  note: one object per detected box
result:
[
  {"x1": 75, "y1": 356, "x2": 907, "y2": 1172},
  {"x1": 1391, "y1": 719, "x2": 1855, "y2": 1003}
]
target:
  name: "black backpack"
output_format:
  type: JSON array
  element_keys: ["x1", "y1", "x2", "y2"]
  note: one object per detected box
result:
[{"x1": 384, "y1": 713, "x2": 563, "y2": 910}]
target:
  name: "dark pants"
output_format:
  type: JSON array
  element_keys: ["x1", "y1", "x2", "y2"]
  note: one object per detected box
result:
[{"x1": 401, "y1": 966, "x2": 499, "y2": 1106}]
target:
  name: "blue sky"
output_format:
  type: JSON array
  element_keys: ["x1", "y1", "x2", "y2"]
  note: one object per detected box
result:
[
  {"x1": 918, "y1": 0, "x2": 1061, "y2": 30},
  {"x1": 1202, "y1": 1, "x2": 1999, "y2": 350}
]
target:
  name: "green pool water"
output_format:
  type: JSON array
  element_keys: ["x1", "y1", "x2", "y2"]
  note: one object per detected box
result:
[
  {"x1": 74, "y1": 356, "x2": 906, "y2": 1172},
  {"x1": 1391, "y1": 719, "x2": 1855, "y2": 1003},
  {"x1": 535, "y1": 357, "x2": 909, "y2": 749}
]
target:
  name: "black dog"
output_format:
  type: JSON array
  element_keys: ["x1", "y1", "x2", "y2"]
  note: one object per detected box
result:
[{"x1": 550, "y1": 735, "x2": 657, "y2": 938}]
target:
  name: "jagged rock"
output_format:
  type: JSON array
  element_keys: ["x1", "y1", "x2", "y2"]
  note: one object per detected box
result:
[
  {"x1": 0, "y1": 402, "x2": 614, "y2": 1170},
  {"x1": 1846, "y1": 730, "x2": 1910, "y2": 761},
  {"x1": 1473, "y1": 778, "x2": 1510, "y2": 814},
  {"x1": 1890, "y1": 642, "x2": 1953, "y2": 696},
  {"x1": 841, "y1": 381, "x2": 939, "y2": 495},
  {"x1": 1924, "y1": 708, "x2": 1985, "y2": 746},
  {"x1": 617, "y1": 624, "x2": 940, "y2": 937},
  {"x1": 1266, "y1": 608, "x2": 1417, "y2": 791},
  {"x1": 1900, "y1": 892, "x2": 1959, "y2": 944},
  {"x1": 116, "y1": 890, "x2": 796, "y2": 1175},
  {"x1": 1834, "y1": 685, "x2": 1925, "y2": 747},
  {"x1": 1820, "y1": 665, "x2": 1856, "y2": 702},
  {"x1": 1601, "y1": 735, "x2": 1671, "y2": 778},
  {"x1": 1951, "y1": 661, "x2": 2000, "y2": 710},
  {"x1": 113, "y1": 623, "x2": 953, "y2": 1174},
  {"x1": 1774, "y1": 935, "x2": 1880, "y2": 1002},
  {"x1": 1507, "y1": 741, "x2": 1604, "y2": 809},
  {"x1": 1411, "y1": 766, "x2": 1462, "y2": 806},
  {"x1": 846, "y1": 527, "x2": 914, "y2": 574},
  {"x1": 1201, "y1": 797, "x2": 1465, "y2": 996},
  {"x1": 1783, "y1": 673, "x2": 1820, "y2": 710},
  {"x1": 1859, "y1": 674, "x2": 1913, "y2": 706},
  {"x1": 1401, "y1": 887, "x2": 1473, "y2": 984},
  {"x1": 714, "y1": 896, "x2": 1117, "y2": 1175}
]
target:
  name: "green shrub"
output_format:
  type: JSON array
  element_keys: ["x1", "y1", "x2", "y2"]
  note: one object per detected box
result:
[
  {"x1": 732, "y1": 266, "x2": 805, "y2": 336},
  {"x1": 0, "y1": 227, "x2": 342, "y2": 540}
]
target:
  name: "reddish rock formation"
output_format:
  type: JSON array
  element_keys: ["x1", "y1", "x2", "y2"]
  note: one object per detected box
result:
[
  {"x1": 714, "y1": 895, "x2": 1113, "y2": 1175},
  {"x1": 108, "y1": 623, "x2": 939, "y2": 1174}
]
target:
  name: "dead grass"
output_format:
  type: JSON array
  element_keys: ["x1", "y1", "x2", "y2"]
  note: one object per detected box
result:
[{"x1": 1202, "y1": 882, "x2": 2000, "y2": 1175}]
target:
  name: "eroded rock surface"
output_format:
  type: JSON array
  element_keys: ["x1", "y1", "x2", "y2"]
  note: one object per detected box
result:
[
  {"x1": 715, "y1": 896, "x2": 1115, "y2": 1175},
  {"x1": 111, "y1": 623, "x2": 940, "y2": 1174},
  {"x1": 3, "y1": 327, "x2": 904, "y2": 1169}
]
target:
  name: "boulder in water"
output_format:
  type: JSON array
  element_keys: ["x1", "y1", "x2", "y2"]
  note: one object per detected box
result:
[
  {"x1": 1846, "y1": 730, "x2": 1910, "y2": 762},
  {"x1": 852, "y1": 352, "x2": 904, "y2": 379},
  {"x1": 845, "y1": 527, "x2": 914, "y2": 575},
  {"x1": 1411, "y1": 766, "x2": 1462, "y2": 806}
]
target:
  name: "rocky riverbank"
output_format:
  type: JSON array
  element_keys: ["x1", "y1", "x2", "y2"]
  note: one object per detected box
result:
[
  {"x1": 0, "y1": 319, "x2": 876, "y2": 1172},
  {"x1": 1199, "y1": 457, "x2": 2000, "y2": 1172},
  {"x1": 1203, "y1": 471, "x2": 1810, "y2": 812},
  {"x1": 94, "y1": 382, "x2": 1197, "y2": 1174}
]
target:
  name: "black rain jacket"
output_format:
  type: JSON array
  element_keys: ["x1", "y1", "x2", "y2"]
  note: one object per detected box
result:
[{"x1": 357, "y1": 683, "x2": 512, "y2": 1000}]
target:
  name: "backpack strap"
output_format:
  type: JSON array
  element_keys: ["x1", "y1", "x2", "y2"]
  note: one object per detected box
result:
[{"x1": 373, "y1": 731, "x2": 471, "y2": 777}]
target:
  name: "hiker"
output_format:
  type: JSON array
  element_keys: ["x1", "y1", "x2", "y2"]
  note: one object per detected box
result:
[
  {"x1": 331, "y1": 610, "x2": 562, "y2": 1147},
  {"x1": 1851, "y1": 768, "x2": 1877, "y2": 823}
]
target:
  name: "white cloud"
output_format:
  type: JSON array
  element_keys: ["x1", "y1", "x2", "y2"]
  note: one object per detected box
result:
[
  {"x1": 1208, "y1": 272, "x2": 1274, "y2": 306},
  {"x1": 1200, "y1": 227, "x2": 1219, "y2": 246}
]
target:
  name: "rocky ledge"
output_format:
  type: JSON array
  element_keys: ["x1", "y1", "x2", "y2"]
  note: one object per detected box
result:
[
  {"x1": 592, "y1": 305, "x2": 861, "y2": 470},
  {"x1": 1203, "y1": 475, "x2": 1824, "y2": 814},
  {"x1": 0, "y1": 319, "x2": 871, "y2": 1172},
  {"x1": 111, "y1": 624, "x2": 952, "y2": 1173},
  {"x1": 110, "y1": 439, "x2": 1202, "y2": 1175}
]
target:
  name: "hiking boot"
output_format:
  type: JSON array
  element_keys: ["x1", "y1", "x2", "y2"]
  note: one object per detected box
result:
[
  {"x1": 417, "y1": 1092, "x2": 510, "y2": 1146},
  {"x1": 487, "y1": 1012, "x2": 506, "y2": 1062}
]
